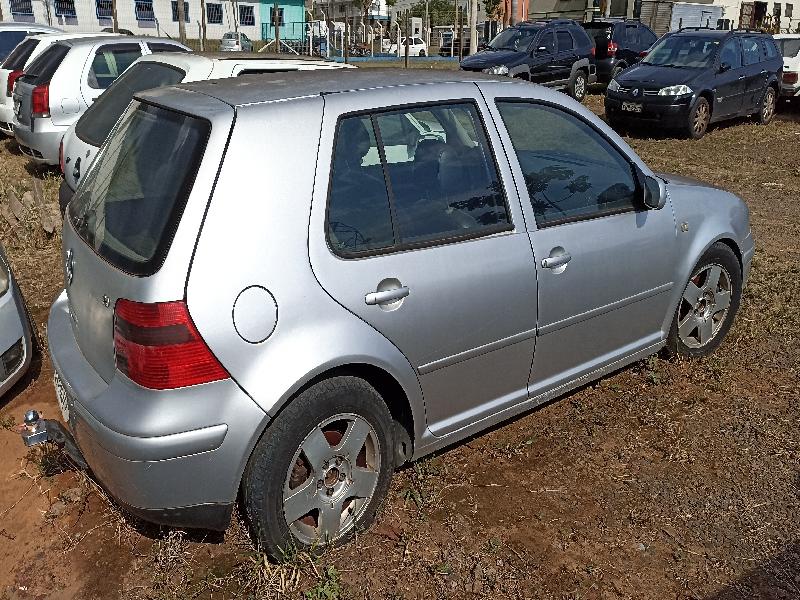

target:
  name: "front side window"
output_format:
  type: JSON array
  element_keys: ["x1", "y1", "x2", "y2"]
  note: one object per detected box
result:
[
  {"x1": 496, "y1": 101, "x2": 638, "y2": 227},
  {"x1": 643, "y1": 34, "x2": 719, "y2": 68},
  {"x1": 88, "y1": 44, "x2": 142, "y2": 89},
  {"x1": 327, "y1": 103, "x2": 509, "y2": 256},
  {"x1": 240, "y1": 4, "x2": 255, "y2": 26},
  {"x1": 719, "y1": 38, "x2": 742, "y2": 69},
  {"x1": 206, "y1": 2, "x2": 222, "y2": 24},
  {"x1": 171, "y1": 0, "x2": 189, "y2": 22},
  {"x1": 69, "y1": 102, "x2": 210, "y2": 276},
  {"x1": 556, "y1": 30, "x2": 574, "y2": 52},
  {"x1": 537, "y1": 31, "x2": 555, "y2": 53},
  {"x1": 742, "y1": 37, "x2": 762, "y2": 65}
]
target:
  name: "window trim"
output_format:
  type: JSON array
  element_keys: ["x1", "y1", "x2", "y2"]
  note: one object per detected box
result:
[
  {"x1": 494, "y1": 97, "x2": 645, "y2": 230},
  {"x1": 325, "y1": 99, "x2": 515, "y2": 260}
]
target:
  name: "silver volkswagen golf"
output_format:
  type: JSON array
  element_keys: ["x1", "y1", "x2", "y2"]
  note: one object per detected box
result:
[{"x1": 33, "y1": 70, "x2": 753, "y2": 557}]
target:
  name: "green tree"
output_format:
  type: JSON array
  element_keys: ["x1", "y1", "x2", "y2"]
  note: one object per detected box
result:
[
  {"x1": 408, "y1": 0, "x2": 458, "y2": 27},
  {"x1": 483, "y1": 0, "x2": 502, "y2": 20}
]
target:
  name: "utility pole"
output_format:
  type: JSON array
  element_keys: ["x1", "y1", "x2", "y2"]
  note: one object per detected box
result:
[
  {"x1": 200, "y1": 0, "x2": 207, "y2": 50},
  {"x1": 469, "y1": 0, "x2": 477, "y2": 55},
  {"x1": 233, "y1": 0, "x2": 240, "y2": 33},
  {"x1": 344, "y1": 20, "x2": 349, "y2": 63},
  {"x1": 404, "y1": 9, "x2": 409, "y2": 68},
  {"x1": 112, "y1": 0, "x2": 119, "y2": 32},
  {"x1": 177, "y1": 0, "x2": 187, "y2": 44},
  {"x1": 274, "y1": 0, "x2": 281, "y2": 52},
  {"x1": 452, "y1": 0, "x2": 457, "y2": 57},
  {"x1": 457, "y1": 4, "x2": 463, "y2": 61}
]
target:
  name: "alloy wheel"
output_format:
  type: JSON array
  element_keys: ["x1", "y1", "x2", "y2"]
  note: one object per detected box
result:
[
  {"x1": 693, "y1": 101, "x2": 710, "y2": 136},
  {"x1": 677, "y1": 263, "x2": 732, "y2": 349},
  {"x1": 574, "y1": 74, "x2": 586, "y2": 100},
  {"x1": 762, "y1": 89, "x2": 775, "y2": 122},
  {"x1": 283, "y1": 413, "x2": 381, "y2": 546}
]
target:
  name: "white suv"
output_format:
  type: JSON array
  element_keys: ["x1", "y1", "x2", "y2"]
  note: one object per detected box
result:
[
  {"x1": 388, "y1": 37, "x2": 428, "y2": 57},
  {"x1": 12, "y1": 35, "x2": 188, "y2": 165},
  {"x1": 775, "y1": 34, "x2": 800, "y2": 100}
]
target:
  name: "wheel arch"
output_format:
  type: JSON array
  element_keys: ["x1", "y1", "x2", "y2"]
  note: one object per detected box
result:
[{"x1": 698, "y1": 89, "x2": 715, "y2": 117}]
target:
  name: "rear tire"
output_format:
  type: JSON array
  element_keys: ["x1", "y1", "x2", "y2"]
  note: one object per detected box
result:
[
  {"x1": 755, "y1": 86, "x2": 776, "y2": 125},
  {"x1": 568, "y1": 69, "x2": 588, "y2": 102},
  {"x1": 686, "y1": 97, "x2": 710, "y2": 139},
  {"x1": 242, "y1": 376, "x2": 394, "y2": 559},
  {"x1": 419, "y1": 50, "x2": 426, "y2": 57}
]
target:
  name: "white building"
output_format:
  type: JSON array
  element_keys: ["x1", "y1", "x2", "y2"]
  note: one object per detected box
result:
[
  {"x1": 0, "y1": 0, "x2": 263, "y2": 41},
  {"x1": 713, "y1": 0, "x2": 799, "y2": 30}
]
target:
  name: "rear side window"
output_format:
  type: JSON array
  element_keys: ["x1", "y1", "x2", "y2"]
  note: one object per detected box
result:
[
  {"x1": 761, "y1": 38, "x2": 779, "y2": 59},
  {"x1": 556, "y1": 31, "x2": 574, "y2": 51},
  {"x1": 327, "y1": 103, "x2": 510, "y2": 256},
  {"x1": 2, "y1": 38, "x2": 39, "y2": 70},
  {"x1": 76, "y1": 62, "x2": 186, "y2": 147},
  {"x1": 742, "y1": 37, "x2": 762, "y2": 65},
  {"x1": 69, "y1": 102, "x2": 210, "y2": 276},
  {"x1": 0, "y1": 31, "x2": 27, "y2": 61},
  {"x1": 148, "y1": 42, "x2": 189, "y2": 53},
  {"x1": 21, "y1": 44, "x2": 69, "y2": 85},
  {"x1": 625, "y1": 25, "x2": 640, "y2": 46},
  {"x1": 88, "y1": 44, "x2": 143, "y2": 89}
]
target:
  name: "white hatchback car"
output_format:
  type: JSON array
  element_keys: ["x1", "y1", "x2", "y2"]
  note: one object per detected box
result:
[
  {"x1": 12, "y1": 35, "x2": 188, "y2": 166},
  {"x1": 0, "y1": 22, "x2": 61, "y2": 61},
  {"x1": 388, "y1": 37, "x2": 428, "y2": 57},
  {"x1": 58, "y1": 52, "x2": 353, "y2": 211},
  {"x1": 775, "y1": 34, "x2": 800, "y2": 100},
  {"x1": 0, "y1": 32, "x2": 120, "y2": 136}
]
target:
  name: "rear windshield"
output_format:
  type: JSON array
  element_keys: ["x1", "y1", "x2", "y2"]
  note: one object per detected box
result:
[
  {"x1": 76, "y1": 62, "x2": 186, "y2": 147},
  {"x1": 0, "y1": 31, "x2": 28, "y2": 61},
  {"x1": 21, "y1": 44, "x2": 69, "y2": 85},
  {"x1": 777, "y1": 38, "x2": 800, "y2": 57},
  {"x1": 2, "y1": 38, "x2": 39, "y2": 70},
  {"x1": 148, "y1": 42, "x2": 189, "y2": 53},
  {"x1": 69, "y1": 102, "x2": 210, "y2": 276},
  {"x1": 223, "y1": 32, "x2": 238, "y2": 40}
]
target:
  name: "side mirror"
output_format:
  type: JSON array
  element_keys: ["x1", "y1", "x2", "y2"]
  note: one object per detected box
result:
[
  {"x1": 478, "y1": 42, "x2": 488, "y2": 50},
  {"x1": 642, "y1": 175, "x2": 666, "y2": 210},
  {"x1": 719, "y1": 61, "x2": 731, "y2": 73}
]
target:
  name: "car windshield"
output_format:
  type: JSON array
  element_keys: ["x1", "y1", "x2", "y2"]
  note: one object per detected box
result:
[
  {"x1": 487, "y1": 27, "x2": 538, "y2": 51},
  {"x1": 642, "y1": 35, "x2": 719, "y2": 68},
  {"x1": 69, "y1": 101, "x2": 210, "y2": 276},
  {"x1": 776, "y1": 38, "x2": 800, "y2": 57}
]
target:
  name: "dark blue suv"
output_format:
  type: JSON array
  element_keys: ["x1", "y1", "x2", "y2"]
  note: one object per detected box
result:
[
  {"x1": 605, "y1": 28, "x2": 782, "y2": 139},
  {"x1": 460, "y1": 19, "x2": 596, "y2": 102}
]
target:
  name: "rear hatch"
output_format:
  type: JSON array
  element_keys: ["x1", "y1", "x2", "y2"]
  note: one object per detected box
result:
[
  {"x1": 583, "y1": 23, "x2": 612, "y2": 59},
  {"x1": 220, "y1": 34, "x2": 240, "y2": 51},
  {"x1": 64, "y1": 99, "x2": 212, "y2": 382},
  {"x1": 13, "y1": 43, "x2": 69, "y2": 127},
  {"x1": 0, "y1": 38, "x2": 40, "y2": 109}
]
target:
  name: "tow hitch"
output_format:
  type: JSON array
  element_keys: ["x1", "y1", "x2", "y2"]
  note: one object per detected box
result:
[{"x1": 19, "y1": 409, "x2": 88, "y2": 470}]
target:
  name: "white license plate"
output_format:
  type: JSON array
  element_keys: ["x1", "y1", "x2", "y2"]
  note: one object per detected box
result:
[
  {"x1": 621, "y1": 102, "x2": 642, "y2": 113},
  {"x1": 54, "y1": 372, "x2": 72, "y2": 423}
]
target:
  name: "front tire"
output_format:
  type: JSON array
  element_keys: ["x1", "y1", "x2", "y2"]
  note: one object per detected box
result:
[
  {"x1": 755, "y1": 86, "x2": 776, "y2": 125},
  {"x1": 568, "y1": 69, "x2": 588, "y2": 102},
  {"x1": 242, "y1": 376, "x2": 395, "y2": 559},
  {"x1": 686, "y1": 97, "x2": 711, "y2": 139},
  {"x1": 666, "y1": 242, "x2": 741, "y2": 358}
]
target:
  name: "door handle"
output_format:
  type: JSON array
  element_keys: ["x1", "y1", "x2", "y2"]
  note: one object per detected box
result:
[
  {"x1": 760, "y1": 69, "x2": 767, "y2": 74},
  {"x1": 541, "y1": 252, "x2": 572, "y2": 269},
  {"x1": 365, "y1": 286, "x2": 409, "y2": 305},
  {"x1": 738, "y1": 75, "x2": 746, "y2": 80}
]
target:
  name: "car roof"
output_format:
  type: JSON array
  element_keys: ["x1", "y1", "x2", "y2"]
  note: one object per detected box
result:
[
  {"x1": 28, "y1": 32, "x2": 121, "y2": 42},
  {"x1": 0, "y1": 22, "x2": 61, "y2": 32},
  {"x1": 139, "y1": 69, "x2": 510, "y2": 109},
  {"x1": 56, "y1": 35, "x2": 186, "y2": 47}
]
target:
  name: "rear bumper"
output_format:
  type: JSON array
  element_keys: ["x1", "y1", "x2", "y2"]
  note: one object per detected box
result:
[
  {"x1": 47, "y1": 291, "x2": 269, "y2": 530},
  {"x1": 605, "y1": 93, "x2": 693, "y2": 129},
  {"x1": 0, "y1": 103, "x2": 14, "y2": 136},
  {"x1": 780, "y1": 83, "x2": 800, "y2": 97},
  {"x1": 13, "y1": 118, "x2": 64, "y2": 165},
  {"x1": 0, "y1": 271, "x2": 33, "y2": 398}
]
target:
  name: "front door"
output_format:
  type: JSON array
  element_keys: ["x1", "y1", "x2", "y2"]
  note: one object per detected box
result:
[
  {"x1": 486, "y1": 96, "x2": 678, "y2": 397},
  {"x1": 529, "y1": 30, "x2": 557, "y2": 84},
  {"x1": 714, "y1": 37, "x2": 745, "y2": 118},
  {"x1": 309, "y1": 84, "x2": 539, "y2": 437},
  {"x1": 554, "y1": 29, "x2": 577, "y2": 82}
]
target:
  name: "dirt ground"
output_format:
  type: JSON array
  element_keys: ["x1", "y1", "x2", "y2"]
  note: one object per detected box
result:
[{"x1": 0, "y1": 92, "x2": 798, "y2": 600}]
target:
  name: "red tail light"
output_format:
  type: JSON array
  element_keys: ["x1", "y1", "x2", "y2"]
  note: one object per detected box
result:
[
  {"x1": 58, "y1": 139, "x2": 64, "y2": 174},
  {"x1": 114, "y1": 299, "x2": 229, "y2": 390},
  {"x1": 591, "y1": 46, "x2": 596, "y2": 57},
  {"x1": 608, "y1": 41, "x2": 619, "y2": 57},
  {"x1": 6, "y1": 69, "x2": 22, "y2": 97},
  {"x1": 31, "y1": 83, "x2": 50, "y2": 118},
  {"x1": 639, "y1": 50, "x2": 649, "y2": 58},
  {"x1": 784, "y1": 71, "x2": 799, "y2": 84}
]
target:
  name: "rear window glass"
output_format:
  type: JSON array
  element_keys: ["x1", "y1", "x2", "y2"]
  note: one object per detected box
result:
[
  {"x1": 21, "y1": 44, "x2": 69, "y2": 86},
  {"x1": 88, "y1": 44, "x2": 142, "y2": 89},
  {"x1": 2, "y1": 38, "x2": 39, "y2": 70},
  {"x1": 148, "y1": 42, "x2": 189, "y2": 53},
  {"x1": 69, "y1": 102, "x2": 210, "y2": 276},
  {"x1": 776, "y1": 38, "x2": 800, "y2": 57},
  {"x1": 223, "y1": 32, "x2": 237, "y2": 39},
  {"x1": 0, "y1": 31, "x2": 27, "y2": 61},
  {"x1": 76, "y1": 62, "x2": 186, "y2": 147}
]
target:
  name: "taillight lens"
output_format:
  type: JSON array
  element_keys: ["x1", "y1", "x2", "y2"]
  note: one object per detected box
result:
[
  {"x1": 783, "y1": 71, "x2": 799, "y2": 84},
  {"x1": 591, "y1": 46, "x2": 596, "y2": 57},
  {"x1": 639, "y1": 50, "x2": 649, "y2": 58},
  {"x1": 6, "y1": 69, "x2": 22, "y2": 97},
  {"x1": 114, "y1": 299, "x2": 229, "y2": 390},
  {"x1": 608, "y1": 41, "x2": 619, "y2": 57},
  {"x1": 31, "y1": 83, "x2": 50, "y2": 118},
  {"x1": 58, "y1": 139, "x2": 64, "y2": 174}
]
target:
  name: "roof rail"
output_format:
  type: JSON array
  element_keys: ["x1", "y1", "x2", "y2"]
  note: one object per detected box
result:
[
  {"x1": 677, "y1": 26, "x2": 715, "y2": 31},
  {"x1": 732, "y1": 27, "x2": 766, "y2": 33},
  {"x1": 525, "y1": 18, "x2": 577, "y2": 25},
  {"x1": 591, "y1": 15, "x2": 641, "y2": 22}
]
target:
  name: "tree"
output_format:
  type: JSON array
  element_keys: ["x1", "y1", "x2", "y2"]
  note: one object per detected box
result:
[
  {"x1": 483, "y1": 0, "x2": 502, "y2": 20},
  {"x1": 408, "y1": 0, "x2": 456, "y2": 27}
]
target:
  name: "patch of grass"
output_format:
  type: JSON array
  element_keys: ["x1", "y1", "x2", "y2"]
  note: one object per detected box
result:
[
  {"x1": 0, "y1": 414, "x2": 16, "y2": 431},
  {"x1": 304, "y1": 566, "x2": 342, "y2": 600}
]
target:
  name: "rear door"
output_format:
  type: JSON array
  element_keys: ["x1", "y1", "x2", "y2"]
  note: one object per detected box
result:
[
  {"x1": 309, "y1": 85, "x2": 539, "y2": 436},
  {"x1": 714, "y1": 37, "x2": 745, "y2": 118},
  {"x1": 79, "y1": 42, "x2": 143, "y2": 106},
  {"x1": 555, "y1": 29, "x2": 577, "y2": 82},
  {"x1": 529, "y1": 29, "x2": 557, "y2": 84},
  {"x1": 741, "y1": 36, "x2": 768, "y2": 111}
]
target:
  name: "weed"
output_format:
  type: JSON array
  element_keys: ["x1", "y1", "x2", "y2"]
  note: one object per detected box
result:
[
  {"x1": 0, "y1": 414, "x2": 16, "y2": 431},
  {"x1": 23, "y1": 443, "x2": 72, "y2": 478},
  {"x1": 304, "y1": 566, "x2": 342, "y2": 600}
]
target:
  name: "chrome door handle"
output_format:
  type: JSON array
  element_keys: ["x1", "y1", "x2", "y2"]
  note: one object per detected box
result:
[
  {"x1": 760, "y1": 69, "x2": 767, "y2": 74},
  {"x1": 541, "y1": 253, "x2": 572, "y2": 269},
  {"x1": 365, "y1": 287, "x2": 409, "y2": 305},
  {"x1": 738, "y1": 75, "x2": 746, "y2": 80}
]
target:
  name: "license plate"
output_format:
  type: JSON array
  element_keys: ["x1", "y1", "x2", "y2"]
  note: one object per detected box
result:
[
  {"x1": 54, "y1": 372, "x2": 72, "y2": 424},
  {"x1": 621, "y1": 102, "x2": 642, "y2": 113}
]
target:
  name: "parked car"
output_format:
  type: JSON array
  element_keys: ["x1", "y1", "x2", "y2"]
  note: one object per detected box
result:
[
  {"x1": 460, "y1": 19, "x2": 597, "y2": 102},
  {"x1": 11, "y1": 35, "x2": 188, "y2": 165},
  {"x1": 31, "y1": 70, "x2": 753, "y2": 558},
  {"x1": 438, "y1": 36, "x2": 472, "y2": 57},
  {"x1": 0, "y1": 32, "x2": 120, "y2": 136},
  {"x1": 58, "y1": 52, "x2": 354, "y2": 213},
  {"x1": 774, "y1": 33, "x2": 800, "y2": 101},
  {"x1": 605, "y1": 28, "x2": 782, "y2": 139},
  {"x1": 0, "y1": 243, "x2": 33, "y2": 399},
  {"x1": 221, "y1": 31, "x2": 254, "y2": 52},
  {"x1": 0, "y1": 22, "x2": 61, "y2": 62},
  {"x1": 582, "y1": 17, "x2": 657, "y2": 83},
  {"x1": 389, "y1": 37, "x2": 428, "y2": 56}
]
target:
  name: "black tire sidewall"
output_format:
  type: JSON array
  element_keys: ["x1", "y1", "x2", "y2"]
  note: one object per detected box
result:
[
  {"x1": 666, "y1": 242, "x2": 742, "y2": 358},
  {"x1": 570, "y1": 70, "x2": 587, "y2": 102},
  {"x1": 242, "y1": 376, "x2": 395, "y2": 558}
]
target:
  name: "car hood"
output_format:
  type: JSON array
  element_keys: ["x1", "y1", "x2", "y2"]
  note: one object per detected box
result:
[
  {"x1": 617, "y1": 63, "x2": 704, "y2": 87},
  {"x1": 460, "y1": 49, "x2": 522, "y2": 69}
]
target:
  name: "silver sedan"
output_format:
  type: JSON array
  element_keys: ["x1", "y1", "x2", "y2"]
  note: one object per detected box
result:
[{"x1": 0, "y1": 244, "x2": 33, "y2": 398}]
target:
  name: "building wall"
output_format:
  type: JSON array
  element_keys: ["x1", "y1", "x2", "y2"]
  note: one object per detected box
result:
[
  {"x1": 261, "y1": 0, "x2": 305, "y2": 40},
  {"x1": 714, "y1": 0, "x2": 800, "y2": 30},
  {"x1": 0, "y1": 0, "x2": 263, "y2": 40}
]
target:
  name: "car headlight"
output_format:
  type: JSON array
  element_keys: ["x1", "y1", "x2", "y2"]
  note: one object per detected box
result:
[
  {"x1": 608, "y1": 79, "x2": 621, "y2": 92},
  {"x1": 658, "y1": 84, "x2": 693, "y2": 96},
  {"x1": 0, "y1": 258, "x2": 9, "y2": 298},
  {"x1": 483, "y1": 64, "x2": 509, "y2": 76}
]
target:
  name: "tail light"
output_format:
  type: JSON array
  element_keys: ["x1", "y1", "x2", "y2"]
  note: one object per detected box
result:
[
  {"x1": 783, "y1": 71, "x2": 798, "y2": 84},
  {"x1": 58, "y1": 139, "x2": 64, "y2": 174},
  {"x1": 31, "y1": 84, "x2": 50, "y2": 119},
  {"x1": 6, "y1": 69, "x2": 22, "y2": 97},
  {"x1": 591, "y1": 46, "x2": 596, "y2": 57},
  {"x1": 639, "y1": 50, "x2": 649, "y2": 58},
  {"x1": 114, "y1": 299, "x2": 229, "y2": 390},
  {"x1": 608, "y1": 41, "x2": 619, "y2": 57}
]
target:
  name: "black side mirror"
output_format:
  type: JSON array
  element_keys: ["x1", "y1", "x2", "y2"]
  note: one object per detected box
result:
[
  {"x1": 478, "y1": 42, "x2": 488, "y2": 50},
  {"x1": 642, "y1": 175, "x2": 666, "y2": 210},
  {"x1": 719, "y1": 61, "x2": 731, "y2": 73}
]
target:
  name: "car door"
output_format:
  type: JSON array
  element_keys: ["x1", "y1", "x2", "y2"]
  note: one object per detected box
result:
[
  {"x1": 309, "y1": 84, "x2": 539, "y2": 437},
  {"x1": 529, "y1": 29, "x2": 557, "y2": 83},
  {"x1": 741, "y1": 36, "x2": 768, "y2": 111},
  {"x1": 555, "y1": 29, "x2": 577, "y2": 82},
  {"x1": 484, "y1": 94, "x2": 678, "y2": 398},
  {"x1": 80, "y1": 42, "x2": 143, "y2": 107},
  {"x1": 714, "y1": 37, "x2": 745, "y2": 118}
]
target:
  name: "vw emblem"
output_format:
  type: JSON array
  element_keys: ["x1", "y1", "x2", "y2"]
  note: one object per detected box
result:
[
  {"x1": 65, "y1": 248, "x2": 74, "y2": 287},
  {"x1": 632, "y1": 88, "x2": 640, "y2": 97}
]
